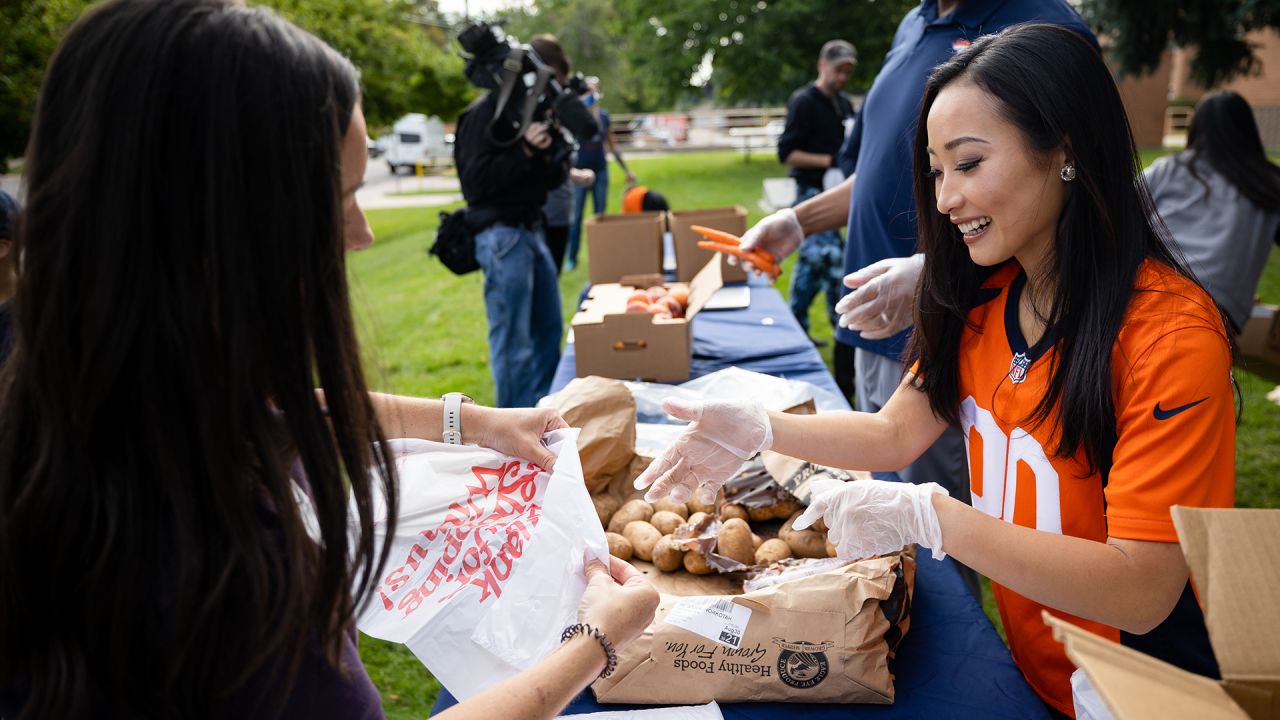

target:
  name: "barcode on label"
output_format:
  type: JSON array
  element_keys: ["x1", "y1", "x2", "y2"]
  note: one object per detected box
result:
[{"x1": 711, "y1": 598, "x2": 734, "y2": 615}]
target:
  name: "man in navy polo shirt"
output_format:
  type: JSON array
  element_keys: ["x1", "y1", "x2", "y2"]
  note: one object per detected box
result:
[{"x1": 738, "y1": 0, "x2": 1096, "y2": 597}]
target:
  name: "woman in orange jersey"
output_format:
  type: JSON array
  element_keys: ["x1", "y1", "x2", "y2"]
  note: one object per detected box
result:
[{"x1": 635, "y1": 23, "x2": 1234, "y2": 718}]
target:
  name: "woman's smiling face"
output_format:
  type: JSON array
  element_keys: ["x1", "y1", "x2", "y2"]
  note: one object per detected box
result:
[{"x1": 925, "y1": 80, "x2": 1068, "y2": 273}]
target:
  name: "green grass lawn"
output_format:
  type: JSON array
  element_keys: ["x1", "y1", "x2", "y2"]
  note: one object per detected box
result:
[{"x1": 349, "y1": 149, "x2": 1280, "y2": 717}]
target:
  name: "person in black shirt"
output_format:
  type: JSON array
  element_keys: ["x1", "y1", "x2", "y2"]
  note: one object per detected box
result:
[
  {"x1": 454, "y1": 35, "x2": 573, "y2": 407},
  {"x1": 776, "y1": 40, "x2": 856, "y2": 342}
]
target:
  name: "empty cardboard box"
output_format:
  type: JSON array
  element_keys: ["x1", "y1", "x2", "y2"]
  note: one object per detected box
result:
[
  {"x1": 1045, "y1": 506, "x2": 1280, "y2": 720},
  {"x1": 585, "y1": 211, "x2": 666, "y2": 286},
  {"x1": 669, "y1": 206, "x2": 749, "y2": 283},
  {"x1": 572, "y1": 257, "x2": 724, "y2": 382}
]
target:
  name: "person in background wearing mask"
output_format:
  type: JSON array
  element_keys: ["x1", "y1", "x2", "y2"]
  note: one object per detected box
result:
[
  {"x1": 565, "y1": 79, "x2": 635, "y2": 272},
  {"x1": 776, "y1": 39, "x2": 857, "y2": 344}
]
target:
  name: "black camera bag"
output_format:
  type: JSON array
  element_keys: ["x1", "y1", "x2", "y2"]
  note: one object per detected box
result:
[{"x1": 429, "y1": 208, "x2": 480, "y2": 275}]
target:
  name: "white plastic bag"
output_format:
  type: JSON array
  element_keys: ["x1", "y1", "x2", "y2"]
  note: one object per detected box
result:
[
  {"x1": 355, "y1": 429, "x2": 608, "y2": 700},
  {"x1": 1071, "y1": 668, "x2": 1115, "y2": 720}
]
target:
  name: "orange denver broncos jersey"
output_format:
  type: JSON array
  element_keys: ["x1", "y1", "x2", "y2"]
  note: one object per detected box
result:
[{"x1": 955, "y1": 259, "x2": 1235, "y2": 715}]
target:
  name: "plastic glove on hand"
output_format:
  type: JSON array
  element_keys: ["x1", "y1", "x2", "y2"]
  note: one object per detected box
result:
[
  {"x1": 835, "y1": 254, "x2": 925, "y2": 340},
  {"x1": 633, "y1": 397, "x2": 773, "y2": 505},
  {"x1": 793, "y1": 478, "x2": 950, "y2": 560},
  {"x1": 692, "y1": 226, "x2": 782, "y2": 281},
  {"x1": 730, "y1": 208, "x2": 804, "y2": 273}
]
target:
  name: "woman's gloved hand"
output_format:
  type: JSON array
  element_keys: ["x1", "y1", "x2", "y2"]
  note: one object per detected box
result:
[
  {"x1": 633, "y1": 397, "x2": 772, "y2": 504},
  {"x1": 793, "y1": 478, "x2": 950, "y2": 560}
]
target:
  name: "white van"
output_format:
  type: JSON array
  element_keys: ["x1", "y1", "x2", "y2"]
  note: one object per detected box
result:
[{"x1": 382, "y1": 114, "x2": 453, "y2": 174}]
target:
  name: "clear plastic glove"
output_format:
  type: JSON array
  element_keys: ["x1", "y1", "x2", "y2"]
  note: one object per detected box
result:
[
  {"x1": 733, "y1": 208, "x2": 803, "y2": 272},
  {"x1": 633, "y1": 397, "x2": 773, "y2": 504},
  {"x1": 835, "y1": 254, "x2": 924, "y2": 340},
  {"x1": 793, "y1": 478, "x2": 949, "y2": 560}
]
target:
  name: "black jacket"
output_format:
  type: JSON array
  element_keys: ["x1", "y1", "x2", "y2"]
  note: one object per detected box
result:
[{"x1": 454, "y1": 93, "x2": 570, "y2": 225}]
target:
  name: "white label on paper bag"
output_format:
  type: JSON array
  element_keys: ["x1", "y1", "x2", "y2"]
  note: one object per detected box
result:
[{"x1": 664, "y1": 596, "x2": 752, "y2": 649}]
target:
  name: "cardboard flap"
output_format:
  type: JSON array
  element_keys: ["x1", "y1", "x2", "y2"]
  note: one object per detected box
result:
[
  {"x1": 1171, "y1": 507, "x2": 1280, "y2": 684},
  {"x1": 685, "y1": 256, "x2": 725, "y2": 319},
  {"x1": 1044, "y1": 612, "x2": 1248, "y2": 720}
]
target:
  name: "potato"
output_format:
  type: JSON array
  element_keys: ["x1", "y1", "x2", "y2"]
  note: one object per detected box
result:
[
  {"x1": 683, "y1": 550, "x2": 714, "y2": 575},
  {"x1": 623, "y1": 520, "x2": 663, "y2": 562},
  {"x1": 751, "y1": 533, "x2": 764, "y2": 550},
  {"x1": 605, "y1": 532, "x2": 633, "y2": 561},
  {"x1": 607, "y1": 499, "x2": 654, "y2": 535},
  {"x1": 747, "y1": 498, "x2": 803, "y2": 522},
  {"x1": 686, "y1": 491, "x2": 721, "y2": 516},
  {"x1": 652, "y1": 535, "x2": 684, "y2": 572},
  {"x1": 650, "y1": 510, "x2": 685, "y2": 536},
  {"x1": 681, "y1": 512, "x2": 711, "y2": 536},
  {"x1": 716, "y1": 518, "x2": 756, "y2": 566},
  {"x1": 755, "y1": 538, "x2": 793, "y2": 565},
  {"x1": 780, "y1": 511, "x2": 828, "y2": 559},
  {"x1": 826, "y1": 539, "x2": 838, "y2": 558},
  {"x1": 720, "y1": 503, "x2": 749, "y2": 523},
  {"x1": 651, "y1": 498, "x2": 689, "y2": 519},
  {"x1": 594, "y1": 495, "x2": 620, "y2": 529}
]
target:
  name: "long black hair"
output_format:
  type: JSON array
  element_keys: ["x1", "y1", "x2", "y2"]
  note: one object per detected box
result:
[
  {"x1": 908, "y1": 23, "x2": 1211, "y2": 476},
  {"x1": 1182, "y1": 90, "x2": 1280, "y2": 211},
  {"x1": 0, "y1": 0, "x2": 397, "y2": 716}
]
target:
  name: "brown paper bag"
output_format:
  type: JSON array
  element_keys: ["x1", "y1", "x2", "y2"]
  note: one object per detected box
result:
[
  {"x1": 593, "y1": 549, "x2": 916, "y2": 705},
  {"x1": 542, "y1": 377, "x2": 637, "y2": 492}
]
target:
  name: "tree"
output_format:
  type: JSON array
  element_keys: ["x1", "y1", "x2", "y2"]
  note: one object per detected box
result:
[
  {"x1": 1080, "y1": 0, "x2": 1280, "y2": 87},
  {"x1": 0, "y1": 0, "x2": 91, "y2": 162},
  {"x1": 613, "y1": 0, "x2": 916, "y2": 109},
  {"x1": 0, "y1": 0, "x2": 474, "y2": 162},
  {"x1": 261, "y1": 0, "x2": 475, "y2": 132}
]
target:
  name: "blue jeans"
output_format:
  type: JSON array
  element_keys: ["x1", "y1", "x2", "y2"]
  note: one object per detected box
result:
[
  {"x1": 475, "y1": 224, "x2": 563, "y2": 408},
  {"x1": 567, "y1": 165, "x2": 609, "y2": 266},
  {"x1": 788, "y1": 184, "x2": 846, "y2": 333}
]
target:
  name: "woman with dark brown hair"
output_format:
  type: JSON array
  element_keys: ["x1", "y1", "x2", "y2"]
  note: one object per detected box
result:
[{"x1": 0, "y1": 1, "x2": 656, "y2": 717}]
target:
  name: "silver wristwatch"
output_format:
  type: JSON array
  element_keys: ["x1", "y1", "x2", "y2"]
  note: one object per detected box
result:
[{"x1": 442, "y1": 392, "x2": 474, "y2": 445}]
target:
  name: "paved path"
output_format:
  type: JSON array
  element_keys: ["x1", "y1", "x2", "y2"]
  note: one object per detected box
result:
[{"x1": 357, "y1": 159, "x2": 460, "y2": 210}]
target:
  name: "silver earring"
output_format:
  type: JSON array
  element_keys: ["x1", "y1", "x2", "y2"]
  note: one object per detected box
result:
[{"x1": 1060, "y1": 163, "x2": 1076, "y2": 182}]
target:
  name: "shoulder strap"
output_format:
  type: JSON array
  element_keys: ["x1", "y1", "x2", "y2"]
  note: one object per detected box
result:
[{"x1": 487, "y1": 48, "x2": 553, "y2": 148}]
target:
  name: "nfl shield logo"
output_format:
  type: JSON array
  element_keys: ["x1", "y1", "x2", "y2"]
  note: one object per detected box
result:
[{"x1": 1008, "y1": 352, "x2": 1031, "y2": 384}]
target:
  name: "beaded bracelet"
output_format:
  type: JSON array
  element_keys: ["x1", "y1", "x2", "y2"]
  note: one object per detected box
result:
[{"x1": 560, "y1": 623, "x2": 618, "y2": 679}]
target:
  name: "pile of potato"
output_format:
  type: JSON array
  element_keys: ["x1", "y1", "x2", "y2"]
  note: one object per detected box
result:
[{"x1": 595, "y1": 494, "x2": 836, "y2": 575}]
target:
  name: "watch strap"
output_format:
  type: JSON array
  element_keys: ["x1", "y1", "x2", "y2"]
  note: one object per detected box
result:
[{"x1": 442, "y1": 392, "x2": 470, "y2": 444}]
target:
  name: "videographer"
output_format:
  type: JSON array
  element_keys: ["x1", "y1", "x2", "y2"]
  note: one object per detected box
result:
[{"x1": 455, "y1": 34, "x2": 575, "y2": 408}]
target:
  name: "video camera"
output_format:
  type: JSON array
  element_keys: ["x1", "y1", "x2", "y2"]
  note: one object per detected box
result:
[{"x1": 457, "y1": 22, "x2": 599, "y2": 157}]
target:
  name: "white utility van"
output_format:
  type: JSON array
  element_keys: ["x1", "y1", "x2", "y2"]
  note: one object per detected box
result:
[{"x1": 382, "y1": 114, "x2": 452, "y2": 174}]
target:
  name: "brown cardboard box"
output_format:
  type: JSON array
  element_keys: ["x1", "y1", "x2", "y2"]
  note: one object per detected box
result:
[
  {"x1": 1237, "y1": 304, "x2": 1280, "y2": 384},
  {"x1": 586, "y1": 212, "x2": 666, "y2": 286},
  {"x1": 572, "y1": 257, "x2": 725, "y2": 382},
  {"x1": 1045, "y1": 507, "x2": 1280, "y2": 719},
  {"x1": 668, "y1": 206, "x2": 749, "y2": 283}
]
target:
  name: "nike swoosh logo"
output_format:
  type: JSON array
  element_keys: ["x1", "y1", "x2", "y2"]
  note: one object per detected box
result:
[{"x1": 1153, "y1": 397, "x2": 1208, "y2": 421}]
